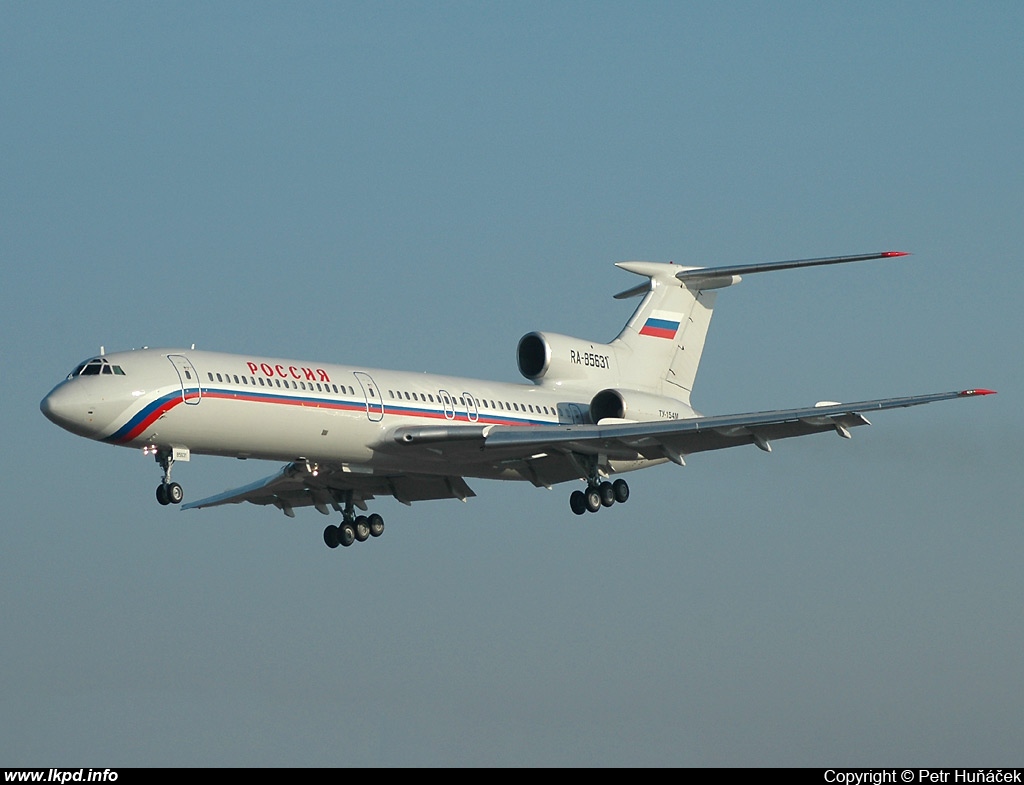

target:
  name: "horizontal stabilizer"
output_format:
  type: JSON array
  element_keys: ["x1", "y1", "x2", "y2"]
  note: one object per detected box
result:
[
  {"x1": 673, "y1": 251, "x2": 909, "y2": 283},
  {"x1": 614, "y1": 252, "x2": 908, "y2": 298}
]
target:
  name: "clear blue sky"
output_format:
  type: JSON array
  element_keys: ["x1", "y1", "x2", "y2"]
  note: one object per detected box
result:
[{"x1": 3, "y1": 2, "x2": 1020, "y2": 766}]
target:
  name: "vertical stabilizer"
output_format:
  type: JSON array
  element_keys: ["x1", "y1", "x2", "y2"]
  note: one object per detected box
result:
[
  {"x1": 610, "y1": 262, "x2": 737, "y2": 404},
  {"x1": 607, "y1": 252, "x2": 908, "y2": 404}
]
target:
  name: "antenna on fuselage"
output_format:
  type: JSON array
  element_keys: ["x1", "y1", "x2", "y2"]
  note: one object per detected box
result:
[{"x1": 100, "y1": 346, "x2": 105, "y2": 356}]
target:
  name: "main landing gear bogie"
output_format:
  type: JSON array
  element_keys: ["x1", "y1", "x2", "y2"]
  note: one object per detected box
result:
[
  {"x1": 323, "y1": 513, "x2": 385, "y2": 550},
  {"x1": 570, "y1": 478, "x2": 629, "y2": 515}
]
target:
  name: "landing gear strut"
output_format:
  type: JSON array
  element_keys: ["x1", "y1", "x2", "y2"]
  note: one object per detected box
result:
[
  {"x1": 154, "y1": 450, "x2": 183, "y2": 506},
  {"x1": 323, "y1": 495, "x2": 385, "y2": 550}
]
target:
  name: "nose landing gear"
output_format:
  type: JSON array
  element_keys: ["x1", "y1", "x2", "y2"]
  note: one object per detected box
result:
[{"x1": 153, "y1": 450, "x2": 184, "y2": 506}]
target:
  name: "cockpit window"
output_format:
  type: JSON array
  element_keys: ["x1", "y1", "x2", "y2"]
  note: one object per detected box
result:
[{"x1": 67, "y1": 358, "x2": 125, "y2": 379}]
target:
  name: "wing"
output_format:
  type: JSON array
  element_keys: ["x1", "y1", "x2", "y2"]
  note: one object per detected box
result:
[
  {"x1": 184, "y1": 388, "x2": 992, "y2": 514},
  {"x1": 182, "y1": 462, "x2": 475, "y2": 517},
  {"x1": 390, "y1": 389, "x2": 995, "y2": 481}
]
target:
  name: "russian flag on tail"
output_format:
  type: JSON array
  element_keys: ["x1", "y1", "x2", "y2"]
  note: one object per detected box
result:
[{"x1": 639, "y1": 311, "x2": 681, "y2": 339}]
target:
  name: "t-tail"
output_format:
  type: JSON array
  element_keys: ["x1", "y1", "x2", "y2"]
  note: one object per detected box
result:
[
  {"x1": 609, "y1": 260, "x2": 723, "y2": 404},
  {"x1": 610, "y1": 252, "x2": 909, "y2": 404},
  {"x1": 517, "y1": 252, "x2": 908, "y2": 415}
]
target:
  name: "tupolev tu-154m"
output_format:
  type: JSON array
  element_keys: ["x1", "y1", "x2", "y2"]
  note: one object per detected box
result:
[{"x1": 41, "y1": 252, "x2": 994, "y2": 550}]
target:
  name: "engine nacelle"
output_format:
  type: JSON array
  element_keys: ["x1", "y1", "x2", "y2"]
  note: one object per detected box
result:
[
  {"x1": 589, "y1": 388, "x2": 695, "y2": 424},
  {"x1": 517, "y1": 332, "x2": 618, "y2": 384}
]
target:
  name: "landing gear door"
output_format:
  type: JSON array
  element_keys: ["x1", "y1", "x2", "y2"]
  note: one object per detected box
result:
[
  {"x1": 353, "y1": 372, "x2": 384, "y2": 422},
  {"x1": 168, "y1": 354, "x2": 202, "y2": 405}
]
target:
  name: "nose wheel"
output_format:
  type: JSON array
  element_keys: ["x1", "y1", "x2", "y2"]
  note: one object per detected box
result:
[
  {"x1": 154, "y1": 450, "x2": 184, "y2": 505},
  {"x1": 156, "y1": 481, "x2": 184, "y2": 505}
]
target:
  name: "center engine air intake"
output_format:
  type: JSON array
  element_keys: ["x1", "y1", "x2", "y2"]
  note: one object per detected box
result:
[
  {"x1": 517, "y1": 331, "x2": 617, "y2": 383},
  {"x1": 517, "y1": 332, "x2": 550, "y2": 380}
]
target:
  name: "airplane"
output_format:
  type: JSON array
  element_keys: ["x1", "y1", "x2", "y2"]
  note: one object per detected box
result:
[{"x1": 40, "y1": 251, "x2": 994, "y2": 550}]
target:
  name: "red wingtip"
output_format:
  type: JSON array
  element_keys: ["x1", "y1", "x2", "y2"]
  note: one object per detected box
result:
[
  {"x1": 960, "y1": 388, "x2": 996, "y2": 396},
  {"x1": 882, "y1": 251, "x2": 910, "y2": 257}
]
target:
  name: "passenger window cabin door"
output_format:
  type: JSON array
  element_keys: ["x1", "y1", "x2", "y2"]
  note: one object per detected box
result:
[
  {"x1": 168, "y1": 354, "x2": 202, "y2": 405},
  {"x1": 463, "y1": 392, "x2": 479, "y2": 423},
  {"x1": 438, "y1": 389, "x2": 456, "y2": 421},
  {"x1": 353, "y1": 372, "x2": 384, "y2": 422}
]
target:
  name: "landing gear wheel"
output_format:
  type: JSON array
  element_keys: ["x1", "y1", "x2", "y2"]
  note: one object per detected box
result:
[
  {"x1": 585, "y1": 487, "x2": 602, "y2": 513},
  {"x1": 570, "y1": 490, "x2": 587, "y2": 515},
  {"x1": 354, "y1": 516, "x2": 370, "y2": 542},
  {"x1": 323, "y1": 524, "x2": 340, "y2": 549},
  {"x1": 154, "y1": 450, "x2": 181, "y2": 506},
  {"x1": 368, "y1": 513, "x2": 385, "y2": 537},
  {"x1": 599, "y1": 481, "x2": 616, "y2": 507},
  {"x1": 339, "y1": 524, "x2": 356, "y2": 547},
  {"x1": 613, "y1": 478, "x2": 630, "y2": 504},
  {"x1": 166, "y1": 482, "x2": 184, "y2": 505}
]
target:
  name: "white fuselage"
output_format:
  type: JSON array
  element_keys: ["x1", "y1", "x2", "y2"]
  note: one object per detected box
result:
[{"x1": 41, "y1": 348, "x2": 665, "y2": 482}]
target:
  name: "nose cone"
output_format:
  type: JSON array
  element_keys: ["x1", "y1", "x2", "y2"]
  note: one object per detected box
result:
[{"x1": 41, "y1": 383, "x2": 96, "y2": 437}]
